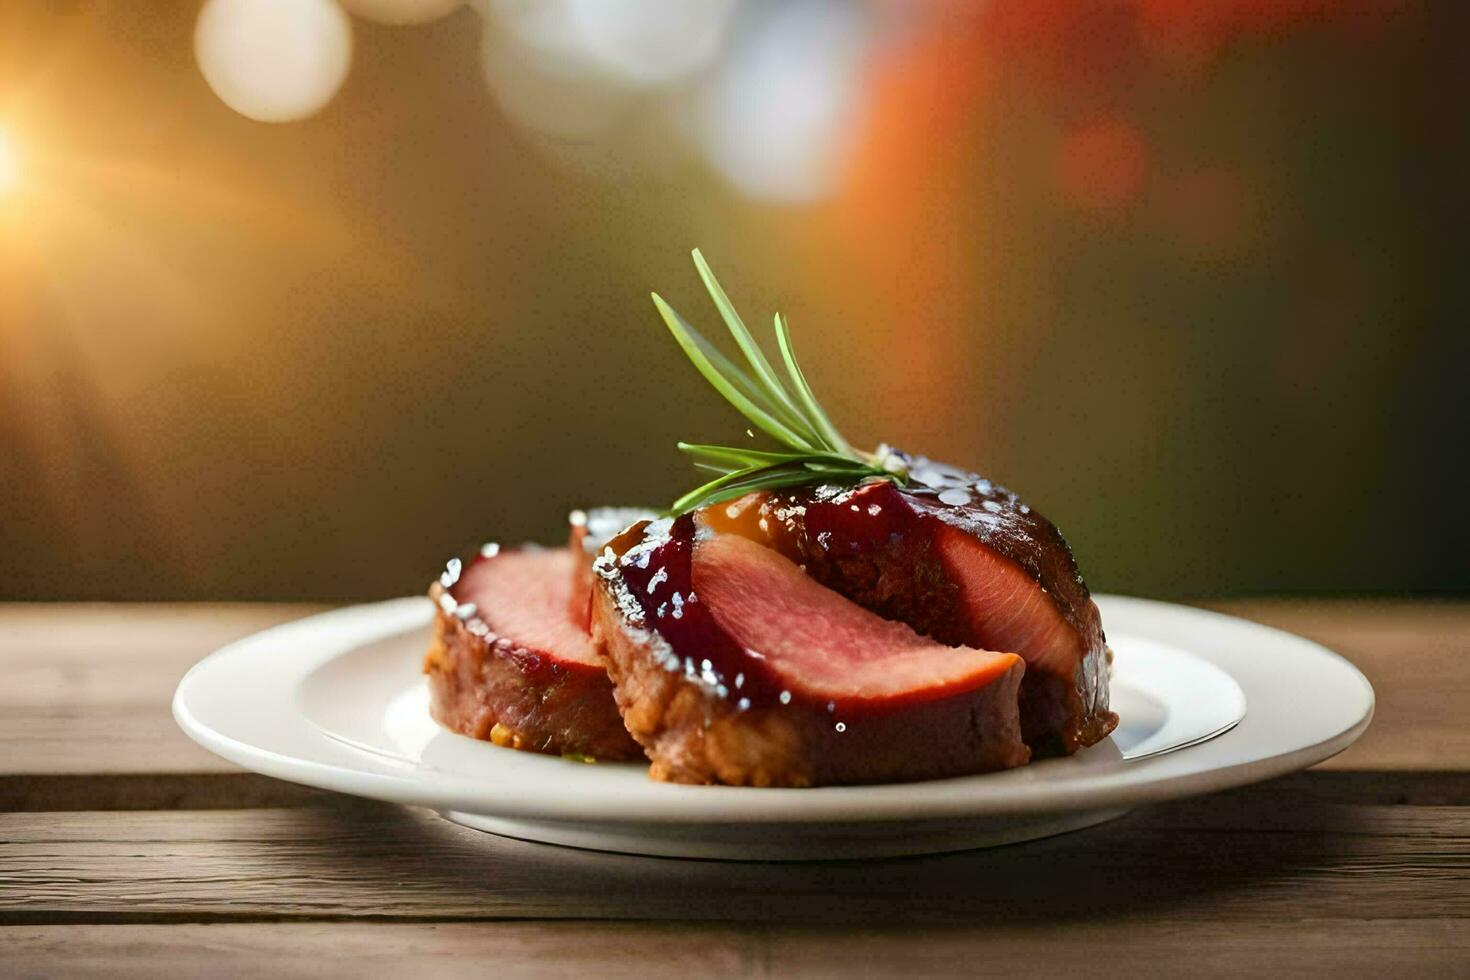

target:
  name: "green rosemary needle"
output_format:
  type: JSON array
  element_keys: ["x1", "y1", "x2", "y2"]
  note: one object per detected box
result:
[{"x1": 652, "y1": 250, "x2": 907, "y2": 515}]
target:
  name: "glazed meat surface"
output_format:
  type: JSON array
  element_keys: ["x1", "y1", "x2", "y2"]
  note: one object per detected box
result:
[
  {"x1": 568, "y1": 507, "x2": 658, "y2": 630},
  {"x1": 591, "y1": 518, "x2": 1028, "y2": 786},
  {"x1": 702, "y1": 458, "x2": 1116, "y2": 754}
]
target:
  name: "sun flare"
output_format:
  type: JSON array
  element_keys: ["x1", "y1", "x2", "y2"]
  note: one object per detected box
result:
[{"x1": 0, "y1": 125, "x2": 22, "y2": 196}]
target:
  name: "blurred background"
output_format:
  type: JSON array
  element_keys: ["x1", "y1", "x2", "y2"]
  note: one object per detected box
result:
[{"x1": 0, "y1": 0, "x2": 1463, "y2": 602}]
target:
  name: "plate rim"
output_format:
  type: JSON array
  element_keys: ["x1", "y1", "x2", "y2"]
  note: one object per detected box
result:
[{"x1": 173, "y1": 594, "x2": 1374, "y2": 825}]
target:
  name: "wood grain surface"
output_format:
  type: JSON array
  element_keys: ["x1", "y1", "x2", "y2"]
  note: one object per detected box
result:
[
  {"x1": 1, "y1": 600, "x2": 1467, "y2": 977},
  {"x1": 6, "y1": 920, "x2": 1469, "y2": 979}
]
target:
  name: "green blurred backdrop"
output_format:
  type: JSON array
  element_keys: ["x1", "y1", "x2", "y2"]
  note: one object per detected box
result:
[{"x1": 0, "y1": 0, "x2": 1463, "y2": 601}]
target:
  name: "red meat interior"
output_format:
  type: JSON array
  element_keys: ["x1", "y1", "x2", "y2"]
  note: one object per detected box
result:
[
  {"x1": 692, "y1": 533, "x2": 1021, "y2": 705},
  {"x1": 932, "y1": 524, "x2": 1083, "y2": 679},
  {"x1": 458, "y1": 549, "x2": 601, "y2": 668}
]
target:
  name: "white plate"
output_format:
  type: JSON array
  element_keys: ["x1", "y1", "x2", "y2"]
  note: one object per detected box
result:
[{"x1": 173, "y1": 595, "x2": 1372, "y2": 859}]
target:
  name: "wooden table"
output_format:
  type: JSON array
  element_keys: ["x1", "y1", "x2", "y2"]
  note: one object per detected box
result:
[{"x1": 2, "y1": 601, "x2": 1467, "y2": 977}]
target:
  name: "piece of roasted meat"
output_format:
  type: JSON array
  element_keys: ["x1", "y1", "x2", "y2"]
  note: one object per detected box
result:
[
  {"x1": 425, "y1": 543, "x2": 643, "y2": 762},
  {"x1": 703, "y1": 458, "x2": 1117, "y2": 756},
  {"x1": 592, "y1": 515, "x2": 1031, "y2": 786},
  {"x1": 591, "y1": 457, "x2": 1116, "y2": 785}
]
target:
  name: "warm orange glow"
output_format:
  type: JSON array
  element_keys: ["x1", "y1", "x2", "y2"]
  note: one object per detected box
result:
[
  {"x1": 1055, "y1": 116, "x2": 1151, "y2": 215},
  {"x1": 0, "y1": 125, "x2": 21, "y2": 196}
]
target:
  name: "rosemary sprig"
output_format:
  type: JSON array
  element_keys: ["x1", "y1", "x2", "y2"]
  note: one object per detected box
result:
[{"x1": 652, "y1": 250, "x2": 907, "y2": 514}]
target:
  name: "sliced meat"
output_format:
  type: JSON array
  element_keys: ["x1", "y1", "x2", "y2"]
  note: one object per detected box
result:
[
  {"x1": 591, "y1": 518, "x2": 1028, "y2": 786},
  {"x1": 426, "y1": 546, "x2": 642, "y2": 761},
  {"x1": 567, "y1": 507, "x2": 657, "y2": 630},
  {"x1": 699, "y1": 457, "x2": 1116, "y2": 755}
]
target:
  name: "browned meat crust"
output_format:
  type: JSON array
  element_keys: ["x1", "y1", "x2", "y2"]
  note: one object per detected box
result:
[
  {"x1": 702, "y1": 463, "x2": 1118, "y2": 755},
  {"x1": 589, "y1": 520, "x2": 1030, "y2": 786},
  {"x1": 425, "y1": 558, "x2": 642, "y2": 762},
  {"x1": 591, "y1": 585, "x2": 1028, "y2": 786}
]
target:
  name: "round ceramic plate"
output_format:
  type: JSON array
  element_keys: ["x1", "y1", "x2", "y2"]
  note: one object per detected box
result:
[{"x1": 173, "y1": 595, "x2": 1372, "y2": 859}]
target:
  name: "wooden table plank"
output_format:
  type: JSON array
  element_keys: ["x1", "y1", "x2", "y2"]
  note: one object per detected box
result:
[
  {"x1": 0, "y1": 605, "x2": 327, "y2": 705},
  {"x1": 3, "y1": 774, "x2": 1467, "y2": 925},
  {"x1": 0, "y1": 774, "x2": 329, "y2": 812},
  {"x1": 5, "y1": 919, "x2": 1469, "y2": 980},
  {"x1": 1, "y1": 600, "x2": 1464, "y2": 787},
  {"x1": 0, "y1": 705, "x2": 233, "y2": 775},
  {"x1": 0, "y1": 604, "x2": 322, "y2": 777}
]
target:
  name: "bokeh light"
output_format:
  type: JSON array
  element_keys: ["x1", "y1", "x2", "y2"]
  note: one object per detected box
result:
[
  {"x1": 194, "y1": 0, "x2": 353, "y2": 124},
  {"x1": 698, "y1": 0, "x2": 873, "y2": 203},
  {"x1": 566, "y1": 0, "x2": 736, "y2": 88},
  {"x1": 340, "y1": 0, "x2": 463, "y2": 26},
  {"x1": 1055, "y1": 116, "x2": 1151, "y2": 215},
  {"x1": 477, "y1": 17, "x2": 632, "y2": 140}
]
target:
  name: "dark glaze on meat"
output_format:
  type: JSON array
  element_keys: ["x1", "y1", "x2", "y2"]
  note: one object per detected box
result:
[
  {"x1": 591, "y1": 517, "x2": 1027, "y2": 786},
  {"x1": 607, "y1": 454, "x2": 1115, "y2": 755},
  {"x1": 595, "y1": 515, "x2": 790, "y2": 709},
  {"x1": 568, "y1": 506, "x2": 658, "y2": 629}
]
